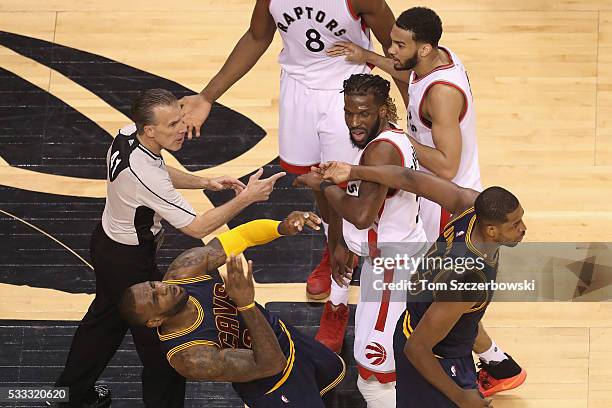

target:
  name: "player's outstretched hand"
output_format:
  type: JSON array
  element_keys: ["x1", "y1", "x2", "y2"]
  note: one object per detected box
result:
[
  {"x1": 279, "y1": 211, "x2": 321, "y2": 235},
  {"x1": 331, "y1": 244, "x2": 353, "y2": 288},
  {"x1": 326, "y1": 41, "x2": 368, "y2": 64},
  {"x1": 313, "y1": 161, "x2": 352, "y2": 184},
  {"x1": 292, "y1": 171, "x2": 322, "y2": 191},
  {"x1": 456, "y1": 389, "x2": 492, "y2": 408},
  {"x1": 179, "y1": 94, "x2": 213, "y2": 139},
  {"x1": 205, "y1": 176, "x2": 246, "y2": 194},
  {"x1": 225, "y1": 255, "x2": 255, "y2": 309},
  {"x1": 241, "y1": 168, "x2": 286, "y2": 203}
]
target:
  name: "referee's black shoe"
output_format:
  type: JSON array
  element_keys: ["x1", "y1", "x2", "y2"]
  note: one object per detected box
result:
[
  {"x1": 46, "y1": 384, "x2": 111, "y2": 408},
  {"x1": 83, "y1": 385, "x2": 111, "y2": 408}
]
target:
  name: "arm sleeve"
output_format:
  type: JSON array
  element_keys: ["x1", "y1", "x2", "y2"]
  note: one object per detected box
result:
[{"x1": 217, "y1": 219, "x2": 282, "y2": 255}]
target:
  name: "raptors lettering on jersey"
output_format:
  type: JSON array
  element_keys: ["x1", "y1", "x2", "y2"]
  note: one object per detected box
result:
[
  {"x1": 275, "y1": 6, "x2": 348, "y2": 37},
  {"x1": 269, "y1": 0, "x2": 373, "y2": 90}
]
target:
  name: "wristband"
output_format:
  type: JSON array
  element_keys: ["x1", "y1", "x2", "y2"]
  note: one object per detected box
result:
[{"x1": 237, "y1": 302, "x2": 256, "y2": 312}]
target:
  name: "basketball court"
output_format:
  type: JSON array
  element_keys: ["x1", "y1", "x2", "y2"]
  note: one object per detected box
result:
[{"x1": 1, "y1": 0, "x2": 612, "y2": 406}]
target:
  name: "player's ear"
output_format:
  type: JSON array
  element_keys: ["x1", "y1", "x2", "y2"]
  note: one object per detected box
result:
[
  {"x1": 484, "y1": 224, "x2": 499, "y2": 240},
  {"x1": 420, "y1": 43, "x2": 433, "y2": 58},
  {"x1": 379, "y1": 103, "x2": 388, "y2": 119},
  {"x1": 146, "y1": 316, "x2": 164, "y2": 328}
]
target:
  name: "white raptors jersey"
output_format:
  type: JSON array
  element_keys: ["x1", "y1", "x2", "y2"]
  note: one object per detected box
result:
[
  {"x1": 342, "y1": 129, "x2": 428, "y2": 374},
  {"x1": 406, "y1": 46, "x2": 482, "y2": 191},
  {"x1": 269, "y1": 0, "x2": 373, "y2": 90},
  {"x1": 343, "y1": 128, "x2": 427, "y2": 257}
]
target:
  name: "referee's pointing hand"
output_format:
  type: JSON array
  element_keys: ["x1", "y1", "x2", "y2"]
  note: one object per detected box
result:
[{"x1": 241, "y1": 168, "x2": 286, "y2": 203}]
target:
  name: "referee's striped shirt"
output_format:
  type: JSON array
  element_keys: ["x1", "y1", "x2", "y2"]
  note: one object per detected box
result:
[{"x1": 101, "y1": 124, "x2": 196, "y2": 245}]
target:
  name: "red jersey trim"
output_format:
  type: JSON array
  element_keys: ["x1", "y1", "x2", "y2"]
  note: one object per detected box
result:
[
  {"x1": 411, "y1": 47, "x2": 455, "y2": 84},
  {"x1": 418, "y1": 80, "x2": 468, "y2": 129},
  {"x1": 358, "y1": 364, "x2": 397, "y2": 383},
  {"x1": 346, "y1": 0, "x2": 359, "y2": 20},
  {"x1": 439, "y1": 208, "x2": 452, "y2": 234},
  {"x1": 280, "y1": 158, "x2": 318, "y2": 175}
]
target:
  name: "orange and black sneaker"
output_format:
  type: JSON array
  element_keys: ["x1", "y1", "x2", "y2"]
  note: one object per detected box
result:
[
  {"x1": 314, "y1": 301, "x2": 349, "y2": 353},
  {"x1": 306, "y1": 247, "x2": 332, "y2": 300},
  {"x1": 477, "y1": 353, "x2": 527, "y2": 397}
]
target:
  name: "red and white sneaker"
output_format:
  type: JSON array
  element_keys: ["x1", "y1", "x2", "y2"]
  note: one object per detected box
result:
[
  {"x1": 477, "y1": 353, "x2": 527, "y2": 397},
  {"x1": 306, "y1": 247, "x2": 332, "y2": 300},
  {"x1": 315, "y1": 301, "x2": 349, "y2": 353}
]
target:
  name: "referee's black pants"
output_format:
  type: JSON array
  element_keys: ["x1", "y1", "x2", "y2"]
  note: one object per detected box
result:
[{"x1": 56, "y1": 223, "x2": 185, "y2": 407}]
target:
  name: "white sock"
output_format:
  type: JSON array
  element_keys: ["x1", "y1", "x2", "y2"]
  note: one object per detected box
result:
[
  {"x1": 329, "y1": 278, "x2": 349, "y2": 306},
  {"x1": 322, "y1": 221, "x2": 329, "y2": 239},
  {"x1": 478, "y1": 341, "x2": 508, "y2": 364},
  {"x1": 357, "y1": 376, "x2": 396, "y2": 408}
]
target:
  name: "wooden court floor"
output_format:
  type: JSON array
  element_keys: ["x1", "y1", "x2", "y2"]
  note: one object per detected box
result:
[{"x1": 1, "y1": 0, "x2": 612, "y2": 407}]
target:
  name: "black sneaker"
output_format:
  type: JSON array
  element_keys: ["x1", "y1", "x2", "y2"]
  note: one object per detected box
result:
[
  {"x1": 46, "y1": 384, "x2": 111, "y2": 408},
  {"x1": 477, "y1": 353, "x2": 527, "y2": 397}
]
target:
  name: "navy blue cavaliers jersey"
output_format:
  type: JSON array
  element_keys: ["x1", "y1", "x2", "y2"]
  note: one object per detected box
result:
[
  {"x1": 158, "y1": 270, "x2": 295, "y2": 397},
  {"x1": 403, "y1": 207, "x2": 498, "y2": 358}
]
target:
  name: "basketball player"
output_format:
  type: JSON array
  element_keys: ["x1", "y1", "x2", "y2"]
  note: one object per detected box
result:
[
  {"x1": 326, "y1": 7, "x2": 526, "y2": 396},
  {"x1": 328, "y1": 7, "x2": 480, "y2": 241},
  {"x1": 54, "y1": 89, "x2": 284, "y2": 408},
  {"x1": 120, "y1": 211, "x2": 347, "y2": 407},
  {"x1": 179, "y1": 0, "x2": 401, "y2": 349},
  {"x1": 316, "y1": 162, "x2": 527, "y2": 407},
  {"x1": 294, "y1": 73, "x2": 425, "y2": 408}
]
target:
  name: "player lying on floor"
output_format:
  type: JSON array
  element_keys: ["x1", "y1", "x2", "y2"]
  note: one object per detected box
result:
[{"x1": 119, "y1": 211, "x2": 346, "y2": 407}]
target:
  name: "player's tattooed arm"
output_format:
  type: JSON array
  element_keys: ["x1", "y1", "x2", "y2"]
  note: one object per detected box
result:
[
  {"x1": 171, "y1": 343, "x2": 284, "y2": 383},
  {"x1": 166, "y1": 241, "x2": 228, "y2": 280},
  {"x1": 167, "y1": 212, "x2": 321, "y2": 280},
  {"x1": 170, "y1": 256, "x2": 286, "y2": 382}
]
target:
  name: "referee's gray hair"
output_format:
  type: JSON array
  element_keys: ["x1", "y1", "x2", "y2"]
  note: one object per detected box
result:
[{"x1": 131, "y1": 89, "x2": 178, "y2": 134}]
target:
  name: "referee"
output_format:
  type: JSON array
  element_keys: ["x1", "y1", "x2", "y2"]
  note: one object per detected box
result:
[{"x1": 55, "y1": 88, "x2": 285, "y2": 407}]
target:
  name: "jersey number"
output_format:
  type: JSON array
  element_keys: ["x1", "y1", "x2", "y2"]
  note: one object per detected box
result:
[
  {"x1": 305, "y1": 29, "x2": 324, "y2": 52},
  {"x1": 408, "y1": 110, "x2": 418, "y2": 135}
]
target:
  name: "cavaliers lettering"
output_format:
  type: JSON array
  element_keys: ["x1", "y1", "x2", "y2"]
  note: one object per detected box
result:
[{"x1": 213, "y1": 283, "x2": 251, "y2": 348}]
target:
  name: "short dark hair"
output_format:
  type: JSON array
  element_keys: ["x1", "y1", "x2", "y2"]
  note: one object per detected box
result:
[
  {"x1": 396, "y1": 7, "x2": 443, "y2": 47},
  {"x1": 343, "y1": 73, "x2": 390, "y2": 104},
  {"x1": 131, "y1": 88, "x2": 177, "y2": 134},
  {"x1": 474, "y1": 187, "x2": 520, "y2": 224},
  {"x1": 119, "y1": 287, "x2": 147, "y2": 327},
  {"x1": 342, "y1": 74, "x2": 398, "y2": 122}
]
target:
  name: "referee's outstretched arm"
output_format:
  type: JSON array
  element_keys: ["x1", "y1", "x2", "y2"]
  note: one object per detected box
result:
[
  {"x1": 166, "y1": 165, "x2": 245, "y2": 192},
  {"x1": 180, "y1": 169, "x2": 285, "y2": 239}
]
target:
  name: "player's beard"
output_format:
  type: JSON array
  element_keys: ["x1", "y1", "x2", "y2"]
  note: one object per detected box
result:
[
  {"x1": 166, "y1": 286, "x2": 190, "y2": 317},
  {"x1": 394, "y1": 50, "x2": 419, "y2": 71},
  {"x1": 350, "y1": 116, "x2": 381, "y2": 149}
]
